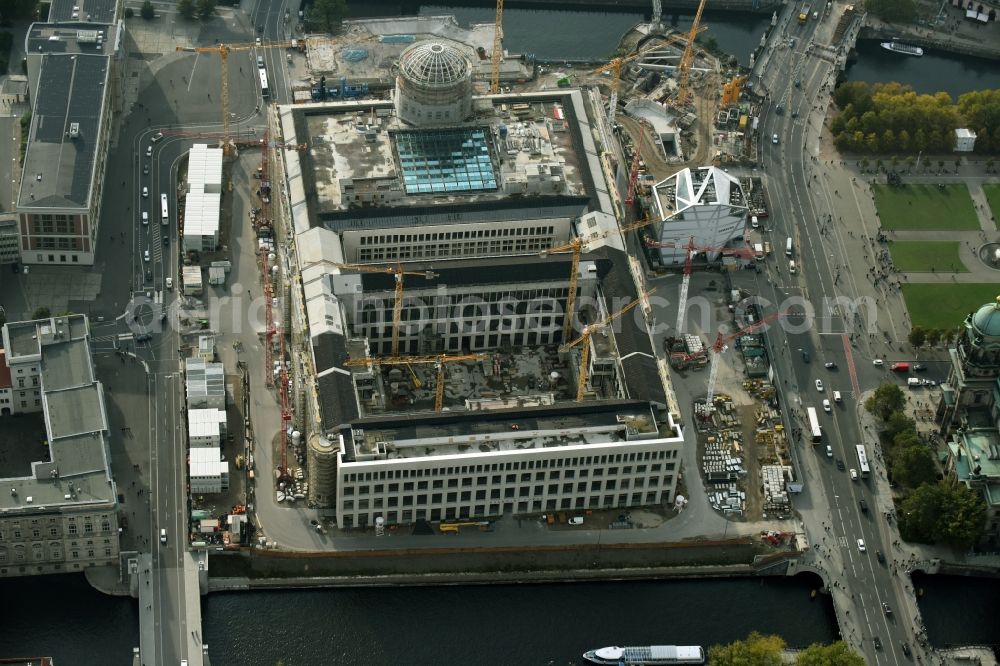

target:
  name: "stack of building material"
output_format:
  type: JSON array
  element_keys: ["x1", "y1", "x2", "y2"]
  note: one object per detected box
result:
[{"x1": 760, "y1": 464, "x2": 793, "y2": 513}]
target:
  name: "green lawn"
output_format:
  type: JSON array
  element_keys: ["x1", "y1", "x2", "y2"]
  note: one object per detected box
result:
[
  {"x1": 872, "y1": 184, "x2": 980, "y2": 231},
  {"x1": 902, "y1": 283, "x2": 1000, "y2": 330},
  {"x1": 983, "y1": 184, "x2": 1000, "y2": 230},
  {"x1": 888, "y1": 241, "x2": 968, "y2": 273}
]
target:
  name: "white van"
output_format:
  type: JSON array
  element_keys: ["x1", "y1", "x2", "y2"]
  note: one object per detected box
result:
[
  {"x1": 754, "y1": 243, "x2": 765, "y2": 260},
  {"x1": 833, "y1": 390, "x2": 842, "y2": 403},
  {"x1": 751, "y1": 215, "x2": 759, "y2": 229},
  {"x1": 788, "y1": 260, "x2": 796, "y2": 274},
  {"x1": 907, "y1": 377, "x2": 921, "y2": 388},
  {"x1": 785, "y1": 237, "x2": 793, "y2": 257}
]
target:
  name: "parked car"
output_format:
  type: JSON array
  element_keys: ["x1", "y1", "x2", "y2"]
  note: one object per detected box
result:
[{"x1": 568, "y1": 517, "x2": 584, "y2": 526}]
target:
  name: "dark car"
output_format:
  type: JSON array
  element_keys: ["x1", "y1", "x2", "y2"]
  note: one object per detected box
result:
[
  {"x1": 859, "y1": 499, "x2": 869, "y2": 513},
  {"x1": 802, "y1": 350, "x2": 810, "y2": 363},
  {"x1": 162, "y1": 234, "x2": 169, "y2": 245},
  {"x1": 913, "y1": 364, "x2": 926, "y2": 371},
  {"x1": 873, "y1": 637, "x2": 882, "y2": 650},
  {"x1": 135, "y1": 333, "x2": 152, "y2": 343},
  {"x1": 876, "y1": 550, "x2": 885, "y2": 564},
  {"x1": 824, "y1": 362, "x2": 837, "y2": 369},
  {"x1": 901, "y1": 643, "x2": 911, "y2": 657},
  {"x1": 882, "y1": 602, "x2": 892, "y2": 615},
  {"x1": 836, "y1": 459, "x2": 845, "y2": 471}
]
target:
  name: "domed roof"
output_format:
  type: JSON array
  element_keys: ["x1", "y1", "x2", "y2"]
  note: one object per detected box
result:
[
  {"x1": 971, "y1": 296, "x2": 1000, "y2": 338},
  {"x1": 399, "y1": 42, "x2": 469, "y2": 87}
]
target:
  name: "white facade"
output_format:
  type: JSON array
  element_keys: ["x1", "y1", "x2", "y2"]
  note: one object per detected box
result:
[
  {"x1": 182, "y1": 265, "x2": 203, "y2": 296},
  {"x1": 954, "y1": 128, "x2": 977, "y2": 153},
  {"x1": 0, "y1": 347, "x2": 41, "y2": 415},
  {"x1": 189, "y1": 447, "x2": 229, "y2": 494},
  {"x1": 181, "y1": 144, "x2": 223, "y2": 252},
  {"x1": 651, "y1": 167, "x2": 750, "y2": 265},
  {"x1": 334, "y1": 402, "x2": 682, "y2": 528}
]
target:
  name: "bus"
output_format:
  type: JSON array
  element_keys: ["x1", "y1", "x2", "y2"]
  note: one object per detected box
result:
[
  {"x1": 259, "y1": 67, "x2": 269, "y2": 98},
  {"x1": 855, "y1": 445, "x2": 871, "y2": 478},
  {"x1": 806, "y1": 407, "x2": 822, "y2": 443},
  {"x1": 160, "y1": 193, "x2": 169, "y2": 225}
]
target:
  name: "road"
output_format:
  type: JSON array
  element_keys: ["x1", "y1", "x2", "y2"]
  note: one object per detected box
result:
[{"x1": 750, "y1": 6, "x2": 941, "y2": 663}]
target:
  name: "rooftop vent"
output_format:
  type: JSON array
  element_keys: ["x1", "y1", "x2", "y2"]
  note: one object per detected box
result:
[{"x1": 69, "y1": 122, "x2": 80, "y2": 139}]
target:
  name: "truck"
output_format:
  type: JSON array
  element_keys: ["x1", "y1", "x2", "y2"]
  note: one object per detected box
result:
[
  {"x1": 890, "y1": 362, "x2": 910, "y2": 372},
  {"x1": 799, "y1": 4, "x2": 810, "y2": 21}
]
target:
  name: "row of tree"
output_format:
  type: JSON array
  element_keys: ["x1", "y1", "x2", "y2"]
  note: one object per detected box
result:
[
  {"x1": 831, "y1": 82, "x2": 1000, "y2": 154},
  {"x1": 708, "y1": 633, "x2": 863, "y2": 665},
  {"x1": 865, "y1": 384, "x2": 986, "y2": 548},
  {"x1": 151, "y1": 0, "x2": 347, "y2": 31},
  {"x1": 865, "y1": 0, "x2": 918, "y2": 22}
]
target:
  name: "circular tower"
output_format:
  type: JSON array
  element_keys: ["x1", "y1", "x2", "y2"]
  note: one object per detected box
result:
[
  {"x1": 395, "y1": 41, "x2": 473, "y2": 127},
  {"x1": 307, "y1": 432, "x2": 338, "y2": 507}
]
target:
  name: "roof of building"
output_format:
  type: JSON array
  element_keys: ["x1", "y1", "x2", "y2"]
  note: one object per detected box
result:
[
  {"x1": 398, "y1": 41, "x2": 471, "y2": 88},
  {"x1": 951, "y1": 428, "x2": 1000, "y2": 507},
  {"x1": 0, "y1": 350, "x2": 11, "y2": 390},
  {"x1": 351, "y1": 253, "x2": 609, "y2": 293},
  {"x1": 48, "y1": 0, "x2": 118, "y2": 23},
  {"x1": 18, "y1": 54, "x2": 109, "y2": 210},
  {"x1": 0, "y1": 315, "x2": 114, "y2": 513},
  {"x1": 26, "y1": 22, "x2": 116, "y2": 54},
  {"x1": 189, "y1": 446, "x2": 227, "y2": 477},
  {"x1": 970, "y1": 296, "x2": 1000, "y2": 339},
  {"x1": 654, "y1": 166, "x2": 748, "y2": 219},
  {"x1": 313, "y1": 331, "x2": 360, "y2": 432}
]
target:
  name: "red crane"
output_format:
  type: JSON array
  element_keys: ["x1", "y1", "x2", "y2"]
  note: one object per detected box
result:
[{"x1": 625, "y1": 150, "x2": 642, "y2": 206}]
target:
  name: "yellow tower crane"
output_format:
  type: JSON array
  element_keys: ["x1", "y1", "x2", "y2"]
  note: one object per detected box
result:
[
  {"x1": 334, "y1": 263, "x2": 439, "y2": 356},
  {"x1": 345, "y1": 354, "x2": 486, "y2": 411},
  {"x1": 591, "y1": 29, "x2": 704, "y2": 126},
  {"x1": 539, "y1": 218, "x2": 654, "y2": 342},
  {"x1": 490, "y1": 0, "x2": 505, "y2": 94},
  {"x1": 675, "y1": 0, "x2": 709, "y2": 107},
  {"x1": 560, "y1": 289, "x2": 655, "y2": 402},
  {"x1": 177, "y1": 40, "x2": 296, "y2": 154}
]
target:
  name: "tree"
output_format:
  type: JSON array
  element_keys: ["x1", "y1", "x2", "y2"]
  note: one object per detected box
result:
[
  {"x1": 926, "y1": 328, "x2": 942, "y2": 347},
  {"x1": 886, "y1": 412, "x2": 916, "y2": 441},
  {"x1": 908, "y1": 326, "x2": 926, "y2": 348},
  {"x1": 140, "y1": 0, "x2": 155, "y2": 19},
  {"x1": 954, "y1": 159, "x2": 961, "y2": 173},
  {"x1": 866, "y1": 132, "x2": 880, "y2": 153},
  {"x1": 865, "y1": 383, "x2": 906, "y2": 421},
  {"x1": 891, "y1": 444, "x2": 938, "y2": 488},
  {"x1": 796, "y1": 641, "x2": 866, "y2": 666},
  {"x1": 196, "y1": 0, "x2": 215, "y2": 19},
  {"x1": 306, "y1": 0, "x2": 347, "y2": 32},
  {"x1": 899, "y1": 482, "x2": 987, "y2": 548},
  {"x1": 123, "y1": 6, "x2": 134, "y2": 17},
  {"x1": 866, "y1": 0, "x2": 918, "y2": 21},
  {"x1": 708, "y1": 632, "x2": 785, "y2": 666},
  {"x1": 937, "y1": 159, "x2": 945, "y2": 172},
  {"x1": 177, "y1": 0, "x2": 195, "y2": 19},
  {"x1": 32, "y1": 307, "x2": 51, "y2": 319}
]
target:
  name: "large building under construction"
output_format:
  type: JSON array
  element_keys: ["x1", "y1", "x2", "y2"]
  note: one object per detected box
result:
[{"x1": 277, "y1": 38, "x2": 682, "y2": 527}]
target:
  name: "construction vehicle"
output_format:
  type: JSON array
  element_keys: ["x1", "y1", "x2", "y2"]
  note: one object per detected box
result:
[
  {"x1": 344, "y1": 353, "x2": 485, "y2": 411},
  {"x1": 592, "y1": 30, "x2": 701, "y2": 125},
  {"x1": 440, "y1": 521, "x2": 492, "y2": 534},
  {"x1": 674, "y1": 0, "x2": 709, "y2": 107},
  {"x1": 540, "y1": 218, "x2": 654, "y2": 342},
  {"x1": 561, "y1": 289, "x2": 654, "y2": 401},
  {"x1": 333, "y1": 263, "x2": 439, "y2": 356},
  {"x1": 646, "y1": 237, "x2": 756, "y2": 350}
]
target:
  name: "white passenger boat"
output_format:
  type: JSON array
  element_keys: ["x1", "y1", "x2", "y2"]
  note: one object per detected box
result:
[
  {"x1": 880, "y1": 40, "x2": 924, "y2": 56},
  {"x1": 583, "y1": 645, "x2": 706, "y2": 665}
]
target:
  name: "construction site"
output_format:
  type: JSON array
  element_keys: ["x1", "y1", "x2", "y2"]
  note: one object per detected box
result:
[{"x1": 168, "y1": 0, "x2": 801, "y2": 536}]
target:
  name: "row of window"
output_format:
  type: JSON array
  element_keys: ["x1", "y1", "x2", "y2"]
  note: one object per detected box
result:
[
  {"x1": 357, "y1": 226, "x2": 557, "y2": 245},
  {"x1": 343, "y1": 475, "x2": 674, "y2": 509},
  {"x1": 0, "y1": 516, "x2": 113, "y2": 542},
  {"x1": 0, "y1": 544, "x2": 113, "y2": 563},
  {"x1": 358, "y1": 238, "x2": 553, "y2": 262},
  {"x1": 367, "y1": 329, "x2": 563, "y2": 356},
  {"x1": 32, "y1": 214, "x2": 76, "y2": 235},
  {"x1": 343, "y1": 450, "x2": 676, "y2": 483},
  {"x1": 341, "y1": 490, "x2": 670, "y2": 526},
  {"x1": 359, "y1": 301, "x2": 565, "y2": 324}
]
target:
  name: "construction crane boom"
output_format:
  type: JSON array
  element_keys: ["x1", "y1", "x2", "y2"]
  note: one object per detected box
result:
[
  {"x1": 334, "y1": 263, "x2": 438, "y2": 356},
  {"x1": 703, "y1": 309, "x2": 789, "y2": 407},
  {"x1": 490, "y1": 0, "x2": 505, "y2": 94},
  {"x1": 625, "y1": 150, "x2": 642, "y2": 205},
  {"x1": 561, "y1": 289, "x2": 655, "y2": 401},
  {"x1": 675, "y1": 0, "x2": 708, "y2": 107},
  {"x1": 345, "y1": 353, "x2": 485, "y2": 411},
  {"x1": 541, "y1": 218, "x2": 653, "y2": 342}
]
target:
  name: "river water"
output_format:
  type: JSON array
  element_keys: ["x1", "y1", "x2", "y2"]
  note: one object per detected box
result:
[{"x1": 2, "y1": 5, "x2": 998, "y2": 665}]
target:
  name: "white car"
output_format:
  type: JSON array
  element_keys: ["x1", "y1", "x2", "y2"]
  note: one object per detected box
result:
[
  {"x1": 141, "y1": 186, "x2": 148, "y2": 198},
  {"x1": 160, "y1": 528, "x2": 167, "y2": 544},
  {"x1": 151, "y1": 132, "x2": 164, "y2": 143},
  {"x1": 850, "y1": 468, "x2": 858, "y2": 481},
  {"x1": 772, "y1": 134, "x2": 779, "y2": 144},
  {"x1": 143, "y1": 250, "x2": 150, "y2": 262},
  {"x1": 822, "y1": 399, "x2": 831, "y2": 412},
  {"x1": 873, "y1": 359, "x2": 885, "y2": 367},
  {"x1": 141, "y1": 212, "x2": 148, "y2": 226},
  {"x1": 146, "y1": 145, "x2": 152, "y2": 158},
  {"x1": 815, "y1": 379, "x2": 824, "y2": 392},
  {"x1": 857, "y1": 538, "x2": 866, "y2": 552},
  {"x1": 826, "y1": 445, "x2": 833, "y2": 457},
  {"x1": 833, "y1": 390, "x2": 842, "y2": 403}
]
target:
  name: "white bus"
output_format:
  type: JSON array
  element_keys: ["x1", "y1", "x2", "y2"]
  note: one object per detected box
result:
[
  {"x1": 856, "y1": 445, "x2": 871, "y2": 478},
  {"x1": 259, "y1": 67, "x2": 270, "y2": 98},
  {"x1": 160, "y1": 193, "x2": 169, "y2": 225},
  {"x1": 807, "y1": 407, "x2": 822, "y2": 443}
]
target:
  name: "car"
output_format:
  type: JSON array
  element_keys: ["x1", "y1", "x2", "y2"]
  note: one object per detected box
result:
[
  {"x1": 150, "y1": 132, "x2": 164, "y2": 143},
  {"x1": 836, "y1": 458, "x2": 845, "y2": 471},
  {"x1": 143, "y1": 250, "x2": 150, "y2": 262},
  {"x1": 135, "y1": 333, "x2": 152, "y2": 343},
  {"x1": 873, "y1": 637, "x2": 882, "y2": 650},
  {"x1": 256, "y1": 55, "x2": 264, "y2": 68},
  {"x1": 873, "y1": 359, "x2": 885, "y2": 367},
  {"x1": 921, "y1": 378, "x2": 937, "y2": 386},
  {"x1": 857, "y1": 538, "x2": 866, "y2": 552},
  {"x1": 751, "y1": 215, "x2": 759, "y2": 228},
  {"x1": 255, "y1": 36, "x2": 262, "y2": 46},
  {"x1": 802, "y1": 350, "x2": 810, "y2": 363},
  {"x1": 143, "y1": 163, "x2": 149, "y2": 175},
  {"x1": 824, "y1": 362, "x2": 837, "y2": 369},
  {"x1": 913, "y1": 363, "x2": 926, "y2": 371},
  {"x1": 815, "y1": 379, "x2": 824, "y2": 392},
  {"x1": 166, "y1": 277, "x2": 173, "y2": 290},
  {"x1": 849, "y1": 468, "x2": 858, "y2": 480},
  {"x1": 772, "y1": 134, "x2": 779, "y2": 144},
  {"x1": 859, "y1": 499, "x2": 869, "y2": 513},
  {"x1": 794, "y1": 79, "x2": 801, "y2": 88},
  {"x1": 146, "y1": 145, "x2": 152, "y2": 157},
  {"x1": 882, "y1": 602, "x2": 892, "y2": 615},
  {"x1": 141, "y1": 212, "x2": 148, "y2": 225},
  {"x1": 141, "y1": 186, "x2": 148, "y2": 198},
  {"x1": 825, "y1": 445, "x2": 833, "y2": 457},
  {"x1": 901, "y1": 643, "x2": 911, "y2": 656},
  {"x1": 159, "y1": 528, "x2": 167, "y2": 544},
  {"x1": 876, "y1": 550, "x2": 885, "y2": 563},
  {"x1": 833, "y1": 390, "x2": 842, "y2": 403},
  {"x1": 568, "y1": 516, "x2": 584, "y2": 526},
  {"x1": 162, "y1": 234, "x2": 169, "y2": 245},
  {"x1": 822, "y1": 399, "x2": 831, "y2": 412},
  {"x1": 145, "y1": 269, "x2": 152, "y2": 282},
  {"x1": 256, "y1": 24, "x2": 264, "y2": 33}
]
